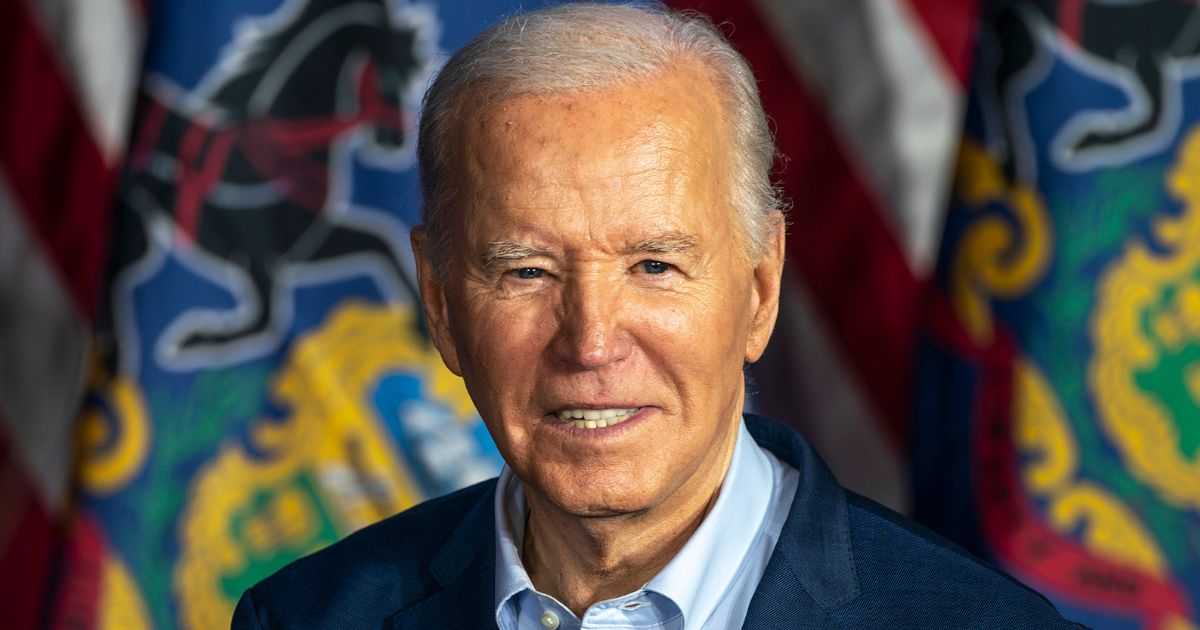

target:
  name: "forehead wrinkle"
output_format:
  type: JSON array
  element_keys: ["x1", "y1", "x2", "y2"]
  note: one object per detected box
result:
[{"x1": 453, "y1": 65, "x2": 735, "y2": 264}]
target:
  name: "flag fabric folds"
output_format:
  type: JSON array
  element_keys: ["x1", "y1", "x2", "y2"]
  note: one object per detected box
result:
[
  {"x1": 0, "y1": 0, "x2": 144, "y2": 627},
  {"x1": 2, "y1": 0, "x2": 1198, "y2": 628},
  {"x1": 5, "y1": 1, "x2": 510, "y2": 627},
  {"x1": 915, "y1": 2, "x2": 1200, "y2": 628},
  {"x1": 671, "y1": 0, "x2": 978, "y2": 515},
  {"x1": 67, "y1": 1, "x2": 516, "y2": 627}
]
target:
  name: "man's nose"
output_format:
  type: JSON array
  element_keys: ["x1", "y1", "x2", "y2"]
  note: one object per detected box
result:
[{"x1": 552, "y1": 273, "x2": 632, "y2": 370}]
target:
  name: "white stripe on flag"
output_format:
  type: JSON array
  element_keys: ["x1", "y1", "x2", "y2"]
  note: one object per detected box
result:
[
  {"x1": 26, "y1": 0, "x2": 143, "y2": 162},
  {"x1": 752, "y1": 0, "x2": 961, "y2": 275},
  {"x1": 861, "y1": 0, "x2": 960, "y2": 274},
  {"x1": 0, "y1": 176, "x2": 89, "y2": 511}
]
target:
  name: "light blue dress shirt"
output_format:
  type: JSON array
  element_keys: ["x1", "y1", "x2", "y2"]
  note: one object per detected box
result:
[{"x1": 493, "y1": 419, "x2": 800, "y2": 630}]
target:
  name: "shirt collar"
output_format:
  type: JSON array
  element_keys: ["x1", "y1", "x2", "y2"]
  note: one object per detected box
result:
[
  {"x1": 642, "y1": 419, "x2": 775, "y2": 626},
  {"x1": 492, "y1": 418, "x2": 776, "y2": 628},
  {"x1": 494, "y1": 464, "x2": 532, "y2": 625}
]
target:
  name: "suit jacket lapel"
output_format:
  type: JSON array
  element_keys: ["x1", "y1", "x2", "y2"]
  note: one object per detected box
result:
[
  {"x1": 386, "y1": 553, "x2": 496, "y2": 630},
  {"x1": 386, "y1": 484, "x2": 499, "y2": 630},
  {"x1": 742, "y1": 415, "x2": 862, "y2": 628}
]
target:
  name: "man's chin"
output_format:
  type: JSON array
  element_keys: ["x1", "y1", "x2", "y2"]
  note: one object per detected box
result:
[
  {"x1": 531, "y1": 486, "x2": 663, "y2": 521},
  {"x1": 572, "y1": 503, "x2": 654, "y2": 519}
]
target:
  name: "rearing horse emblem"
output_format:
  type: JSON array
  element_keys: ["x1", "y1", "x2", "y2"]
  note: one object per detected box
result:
[{"x1": 113, "y1": 0, "x2": 435, "y2": 369}]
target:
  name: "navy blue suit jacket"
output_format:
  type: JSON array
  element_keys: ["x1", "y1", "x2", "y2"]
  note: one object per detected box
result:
[{"x1": 233, "y1": 415, "x2": 1083, "y2": 628}]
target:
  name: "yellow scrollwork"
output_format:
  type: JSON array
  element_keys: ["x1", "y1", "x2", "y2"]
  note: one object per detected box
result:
[
  {"x1": 950, "y1": 140, "x2": 1054, "y2": 344},
  {"x1": 1014, "y1": 356, "x2": 1077, "y2": 495},
  {"x1": 1046, "y1": 483, "x2": 1165, "y2": 576},
  {"x1": 98, "y1": 551, "x2": 153, "y2": 630},
  {"x1": 78, "y1": 376, "x2": 152, "y2": 496},
  {"x1": 175, "y1": 301, "x2": 479, "y2": 630},
  {"x1": 1014, "y1": 357, "x2": 1166, "y2": 576},
  {"x1": 952, "y1": 138, "x2": 1165, "y2": 574},
  {"x1": 1089, "y1": 125, "x2": 1200, "y2": 510}
]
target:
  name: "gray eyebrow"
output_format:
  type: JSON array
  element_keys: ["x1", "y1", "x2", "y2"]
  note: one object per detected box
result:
[
  {"x1": 623, "y1": 233, "x2": 700, "y2": 256},
  {"x1": 480, "y1": 241, "x2": 553, "y2": 268},
  {"x1": 480, "y1": 233, "x2": 699, "y2": 268}
]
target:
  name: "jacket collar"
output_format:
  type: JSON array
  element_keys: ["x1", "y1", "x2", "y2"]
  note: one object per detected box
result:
[
  {"x1": 386, "y1": 414, "x2": 861, "y2": 628},
  {"x1": 743, "y1": 413, "x2": 862, "y2": 620},
  {"x1": 385, "y1": 483, "x2": 499, "y2": 629}
]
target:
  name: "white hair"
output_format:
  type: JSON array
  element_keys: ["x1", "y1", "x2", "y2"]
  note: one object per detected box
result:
[{"x1": 417, "y1": 2, "x2": 783, "y2": 274}]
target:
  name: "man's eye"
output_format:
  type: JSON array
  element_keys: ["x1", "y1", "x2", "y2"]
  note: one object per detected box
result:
[
  {"x1": 513, "y1": 267, "x2": 545, "y2": 280},
  {"x1": 638, "y1": 260, "x2": 671, "y2": 275}
]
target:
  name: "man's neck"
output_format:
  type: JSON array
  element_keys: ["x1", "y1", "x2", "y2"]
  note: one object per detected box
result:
[{"x1": 518, "y1": 439, "x2": 735, "y2": 617}]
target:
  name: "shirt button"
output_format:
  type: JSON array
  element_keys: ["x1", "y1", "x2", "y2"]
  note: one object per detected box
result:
[{"x1": 540, "y1": 610, "x2": 560, "y2": 629}]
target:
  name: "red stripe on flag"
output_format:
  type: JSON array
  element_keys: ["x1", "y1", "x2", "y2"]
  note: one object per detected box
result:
[
  {"x1": 0, "y1": 427, "x2": 60, "y2": 630},
  {"x1": 668, "y1": 0, "x2": 921, "y2": 443},
  {"x1": 46, "y1": 513, "x2": 105, "y2": 630},
  {"x1": 903, "y1": 0, "x2": 981, "y2": 86},
  {"x1": 0, "y1": 0, "x2": 118, "y2": 321}
]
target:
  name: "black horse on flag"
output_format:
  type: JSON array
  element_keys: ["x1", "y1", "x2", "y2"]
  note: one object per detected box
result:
[
  {"x1": 987, "y1": 0, "x2": 1200, "y2": 178},
  {"x1": 109, "y1": 0, "x2": 433, "y2": 366}
]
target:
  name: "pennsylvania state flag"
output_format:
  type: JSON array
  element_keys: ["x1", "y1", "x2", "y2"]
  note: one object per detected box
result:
[
  {"x1": 56, "y1": 2, "x2": 519, "y2": 627},
  {"x1": 915, "y1": 1, "x2": 1200, "y2": 628}
]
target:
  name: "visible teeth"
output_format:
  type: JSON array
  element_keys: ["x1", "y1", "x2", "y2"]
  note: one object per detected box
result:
[{"x1": 556, "y1": 408, "x2": 638, "y2": 429}]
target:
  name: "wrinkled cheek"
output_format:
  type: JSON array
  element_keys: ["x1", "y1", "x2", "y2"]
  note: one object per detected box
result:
[
  {"x1": 644, "y1": 305, "x2": 742, "y2": 377},
  {"x1": 649, "y1": 305, "x2": 690, "y2": 337},
  {"x1": 459, "y1": 304, "x2": 525, "y2": 359},
  {"x1": 471, "y1": 316, "x2": 551, "y2": 372},
  {"x1": 459, "y1": 309, "x2": 551, "y2": 418}
]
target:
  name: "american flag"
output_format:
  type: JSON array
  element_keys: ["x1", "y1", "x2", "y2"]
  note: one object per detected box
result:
[
  {"x1": 673, "y1": 0, "x2": 978, "y2": 513},
  {"x1": 1, "y1": 0, "x2": 144, "y2": 627}
]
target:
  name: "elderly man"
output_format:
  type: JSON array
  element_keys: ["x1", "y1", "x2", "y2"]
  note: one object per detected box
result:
[{"x1": 233, "y1": 3, "x2": 1082, "y2": 629}]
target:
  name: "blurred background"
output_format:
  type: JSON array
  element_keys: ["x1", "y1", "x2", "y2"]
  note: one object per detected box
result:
[{"x1": 1, "y1": 0, "x2": 1198, "y2": 627}]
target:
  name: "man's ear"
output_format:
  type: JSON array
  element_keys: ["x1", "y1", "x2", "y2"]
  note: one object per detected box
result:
[
  {"x1": 744, "y1": 212, "x2": 785, "y2": 364},
  {"x1": 411, "y1": 227, "x2": 463, "y2": 376}
]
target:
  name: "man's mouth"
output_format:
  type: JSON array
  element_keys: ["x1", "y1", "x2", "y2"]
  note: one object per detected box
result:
[{"x1": 554, "y1": 407, "x2": 640, "y2": 430}]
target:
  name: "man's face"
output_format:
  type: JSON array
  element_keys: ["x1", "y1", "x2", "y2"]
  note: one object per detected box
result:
[{"x1": 416, "y1": 63, "x2": 783, "y2": 519}]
